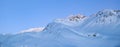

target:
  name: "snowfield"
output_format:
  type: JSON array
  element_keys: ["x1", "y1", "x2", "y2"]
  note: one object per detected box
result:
[{"x1": 0, "y1": 9, "x2": 120, "y2": 47}]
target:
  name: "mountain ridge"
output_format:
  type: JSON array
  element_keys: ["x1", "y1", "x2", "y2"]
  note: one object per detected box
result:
[{"x1": 0, "y1": 9, "x2": 120, "y2": 47}]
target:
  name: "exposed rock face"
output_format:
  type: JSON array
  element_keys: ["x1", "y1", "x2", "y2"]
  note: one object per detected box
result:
[{"x1": 68, "y1": 14, "x2": 86, "y2": 21}]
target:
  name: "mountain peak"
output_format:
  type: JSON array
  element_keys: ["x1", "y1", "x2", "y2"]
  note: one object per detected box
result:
[
  {"x1": 92, "y1": 9, "x2": 120, "y2": 24},
  {"x1": 67, "y1": 14, "x2": 86, "y2": 21},
  {"x1": 95, "y1": 9, "x2": 119, "y2": 17},
  {"x1": 53, "y1": 14, "x2": 86, "y2": 25}
]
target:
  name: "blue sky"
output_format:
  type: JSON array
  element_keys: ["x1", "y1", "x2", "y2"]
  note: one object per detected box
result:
[{"x1": 0, "y1": 0, "x2": 120, "y2": 33}]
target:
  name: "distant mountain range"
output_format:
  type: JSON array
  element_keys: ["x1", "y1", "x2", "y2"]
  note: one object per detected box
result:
[{"x1": 0, "y1": 9, "x2": 120, "y2": 47}]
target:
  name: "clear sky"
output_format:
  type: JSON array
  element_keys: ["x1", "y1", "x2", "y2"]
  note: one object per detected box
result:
[{"x1": 0, "y1": 0, "x2": 120, "y2": 33}]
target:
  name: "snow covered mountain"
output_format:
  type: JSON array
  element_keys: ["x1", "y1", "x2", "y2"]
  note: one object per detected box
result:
[{"x1": 0, "y1": 9, "x2": 120, "y2": 47}]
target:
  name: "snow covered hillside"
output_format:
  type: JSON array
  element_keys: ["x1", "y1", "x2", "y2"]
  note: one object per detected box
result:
[{"x1": 0, "y1": 9, "x2": 120, "y2": 47}]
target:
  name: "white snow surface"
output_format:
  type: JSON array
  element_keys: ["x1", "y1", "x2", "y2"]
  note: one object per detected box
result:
[
  {"x1": 19, "y1": 27, "x2": 45, "y2": 33},
  {"x1": 0, "y1": 9, "x2": 120, "y2": 47}
]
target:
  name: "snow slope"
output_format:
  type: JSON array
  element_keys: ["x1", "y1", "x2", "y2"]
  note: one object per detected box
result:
[{"x1": 0, "y1": 9, "x2": 120, "y2": 47}]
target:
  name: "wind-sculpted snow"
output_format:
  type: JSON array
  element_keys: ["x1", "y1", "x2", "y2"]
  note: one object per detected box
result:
[{"x1": 0, "y1": 9, "x2": 120, "y2": 47}]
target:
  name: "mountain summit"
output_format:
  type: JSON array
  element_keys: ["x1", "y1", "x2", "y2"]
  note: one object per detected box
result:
[
  {"x1": 0, "y1": 9, "x2": 120, "y2": 47},
  {"x1": 67, "y1": 14, "x2": 86, "y2": 21}
]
